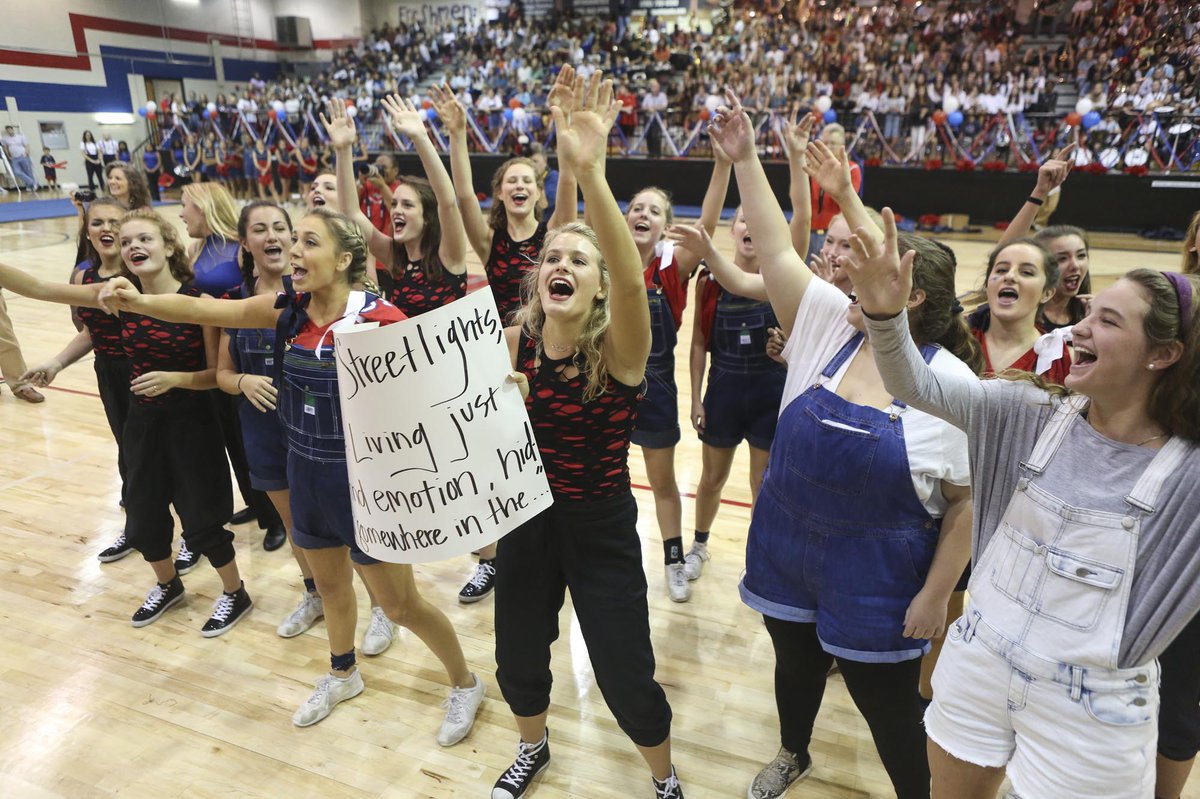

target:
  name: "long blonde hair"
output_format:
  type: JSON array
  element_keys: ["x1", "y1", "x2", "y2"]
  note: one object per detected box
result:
[
  {"x1": 182, "y1": 182, "x2": 239, "y2": 242},
  {"x1": 513, "y1": 222, "x2": 613, "y2": 401}
]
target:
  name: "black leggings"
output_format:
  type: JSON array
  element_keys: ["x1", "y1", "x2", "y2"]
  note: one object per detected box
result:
[
  {"x1": 84, "y1": 159, "x2": 105, "y2": 191},
  {"x1": 1159, "y1": 612, "x2": 1200, "y2": 761},
  {"x1": 494, "y1": 492, "x2": 672, "y2": 748},
  {"x1": 94, "y1": 354, "x2": 131, "y2": 505},
  {"x1": 764, "y1": 615, "x2": 930, "y2": 799}
]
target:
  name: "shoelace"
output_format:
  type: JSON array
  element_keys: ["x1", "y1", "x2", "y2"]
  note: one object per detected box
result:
[
  {"x1": 140, "y1": 585, "x2": 165, "y2": 610},
  {"x1": 111, "y1": 534, "x2": 127, "y2": 547},
  {"x1": 499, "y1": 744, "x2": 541, "y2": 788},
  {"x1": 209, "y1": 592, "x2": 236, "y2": 622},
  {"x1": 289, "y1": 594, "x2": 319, "y2": 622},
  {"x1": 466, "y1": 562, "x2": 496, "y2": 590},
  {"x1": 367, "y1": 609, "x2": 392, "y2": 638},
  {"x1": 654, "y1": 771, "x2": 681, "y2": 798},
  {"x1": 178, "y1": 541, "x2": 192, "y2": 561},
  {"x1": 304, "y1": 675, "x2": 334, "y2": 708},
  {"x1": 440, "y1": 681, "x2": 476, "y2": 723}
]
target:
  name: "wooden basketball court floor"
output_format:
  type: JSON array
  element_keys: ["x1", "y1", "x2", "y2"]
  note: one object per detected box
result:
[{"x1": 0, "y1": 203, "x2": 1191, "y2": 798}]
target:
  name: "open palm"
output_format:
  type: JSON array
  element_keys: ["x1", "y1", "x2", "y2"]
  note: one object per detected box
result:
[
  {"x1": 429, "y1": 84, "x2": 466, "y2": 136},
  {"x1": 783, "y1": 110, "x2": 816, "y2": 162},
  {"x1": 803, "y1": 140, "x2": 852, "y2": 196},
  {"x1": 320, "y1": 100, "x2": 357, "y2": 149},
  {"x1": 551, "y1": 72, "x2": 620, "y2": 177},
  {"x1": 381, "y1": 95, "x2": 425, "y2": 141},
  {"x1": 708, "y1": 89, "x2": 756, "y2": 163},
  {"x1": 546, "y1": 64, "x2": 579, "y2": 117},
  {"x1": 840, "y1": 208, "x2": 914, "y2": 318}
]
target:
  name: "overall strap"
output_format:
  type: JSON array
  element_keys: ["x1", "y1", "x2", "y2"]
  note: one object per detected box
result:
[
  {"x1": 1125, "y1": 438, "x2": 1191, "y2": 514},
  {"x1": 271, "y1": 275, "x2": 308, "y2": 386},
  {"x1": 1021, "y1": 393, "x2": 1089, "y2": 475},
  {"x1": 820, "y1": 332, "x2": 865, "y2": 380}
]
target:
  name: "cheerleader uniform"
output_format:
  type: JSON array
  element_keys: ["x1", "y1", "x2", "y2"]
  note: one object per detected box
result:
[
  {"x1": 486, "y1": 218, "x2": 548, "y2": 323},
  {"x1": 381, "y1": 255, "x2": 467, "y2": 318}
]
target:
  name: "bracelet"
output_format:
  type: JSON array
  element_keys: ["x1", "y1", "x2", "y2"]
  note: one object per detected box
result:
[
  {"x1": 1026, "y1": 195, "x2": 1045, "y2": 206},
  {"x1": 236, "y1": 374, "x2": 246, "y2": 393}
]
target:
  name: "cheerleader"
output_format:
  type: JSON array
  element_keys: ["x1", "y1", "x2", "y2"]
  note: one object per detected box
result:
[
  {"x1": 0, "y1": 210, "x2": 253, "y2": 636},
  {"x1": 490, "y1": 70, "x2": 684, "y2": 799},
  {"x1": 422, "y1": 77, "x2": 577, "y2": 602},
  {"x1": 709, "y1": 92, "x2": 978, "y2": 799},
  {"x1": 99, "y1": 206, "x2": 485, "y2": 738}
]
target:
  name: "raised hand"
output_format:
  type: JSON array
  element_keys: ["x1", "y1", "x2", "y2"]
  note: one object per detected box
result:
[
  {"x1": 546, "y1": 64, "x2": 580, "y2": 118},
  {"x1": 428, "y1": 84, "x2": 467, "y2": 137},
  {"x1": 381, "y1": 94, "x2": 427, "y2": 142},
  {"x1": 1035, "y1": 142, "x2": 1076, "y2": 196},
  {"x1": 665, "y1": 223, "x2": 715, "y2": 259},
  {"x1": 809, "y1": 251, "x2": 836, "y2": 284},
  {"x1": 782, "y1": 110, "x2": 816, "y2": 163},
  {"x1": 319, "y1": 99, "x2": 357, "y2": 150},
  {"x1": 550, "y1": 71, "x2": 621, "y2": 178},
  {"x1": 708, "y1": 89, "x2": 757, "y2": 163},
  {"x1": 803, "y1": 140, "x2": 852, "y2": 197},
  {"x1": 839, "y1": 208, "x2": 914, "y2": 319},
  {"x1": 711, "y1": 137, "x2": 731, "y2": 164}
]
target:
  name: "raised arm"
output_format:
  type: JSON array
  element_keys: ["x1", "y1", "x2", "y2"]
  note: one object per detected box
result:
[
  {"x1": 321, "y1": 101, "x2": 394, "y2": 266},
  {"x1": 804, "y1": 140, "x2": 881, "y2": 245},
  {"x1": 673, "y1": 143, "x2": 732, "y2": 278},
  {"x1": 101, "y1": 277, "x2": 280, "y2": 329},
  {"x1": 709, "y1": 90, "x2": 811, "y2": 337},
  {"x1": 429, "y1": 83, "x2": 492, "y2": 263},
  {"x1": 997, "y1": 142, "x2": 1075, "y2": 247},
  {"x1": 554, "y1": 73, "x2": 649, "y2": 381},
  {"x1": 381, "y1": 94, "x2": 468, "y2": 274},
  {"x1": 543, "y1": 67, "x2": 583, "y2": 231},
  {"x1": 666, "y1": 222, "x2": 767, "y2": 300},
  {"x1": 0, "y1": 261, "x2": 106, "y2": 308},
  {"x1": 782, "y1": 111, "x2": 816, "y2": 257}
]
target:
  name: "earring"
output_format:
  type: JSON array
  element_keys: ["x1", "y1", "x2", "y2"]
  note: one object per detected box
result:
[{"x1": 1148, "y1": 364, "x2": 1156, "y2": 370}]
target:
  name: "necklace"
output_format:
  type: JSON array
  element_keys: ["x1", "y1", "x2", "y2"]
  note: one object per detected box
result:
[
  {"x1": 1136, "y1": 433, "x2": 1167, "y2": 447},
  {"x1": 542, "y1": 339, "x2": 576, "y2": 356}
]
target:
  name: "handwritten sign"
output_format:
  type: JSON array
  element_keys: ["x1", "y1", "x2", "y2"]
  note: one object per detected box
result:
[{"x1": 333, "y1": 288, "x2": 552, "y2": 563}]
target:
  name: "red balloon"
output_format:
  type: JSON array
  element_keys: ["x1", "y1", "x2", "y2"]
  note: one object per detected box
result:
[
  {"x1": 932, "y1": 110, "x2": 947, "y2": 125},
  {"x1": 1065, "y1": 112, "x2": 1082, "y2": 126},
  {"x1": 147, "y1": 110, "x2": 157, "y2": 119},
  {"x1": 267, "y1": 109, "x2": 277, "y2": 120},
  {"x1": 508, "y1": 97, "x2": 522, "y2": 109},
  {"x1": 422, "y1": 99, "x2": 433, "y2": 110},
  {"x1": 345, "y1": 99, "x2": 355, "y2": 108},
  {"x1": 699, "y1": 108, "x2": 712, "y2": 121}
]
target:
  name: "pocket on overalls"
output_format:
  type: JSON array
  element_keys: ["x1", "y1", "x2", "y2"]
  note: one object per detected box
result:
[
  {"x1": 715, "y1": 307, "x2": 768, "y2": 355},
  {"x1": 988, "y1": 524, "x2": 1044, "y2": 608},
  {"x1": 1082, "y1": 681, "x2": 1155, "y2": 727},
  {"x1": 646, "y1": 294, "x2": 675, "y2": 361},
  {"x1": 785, "y1": 407, "x2": 880, "y2": 496},
  {"x1": 279, "y1": 374, "x2": 341, "y2": 441},
  {"x1": 1040, "y1": 550, "x2": 1123, "y2": 631}
]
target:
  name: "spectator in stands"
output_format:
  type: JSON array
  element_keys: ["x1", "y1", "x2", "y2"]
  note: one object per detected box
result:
[{"x1": 642, "y1": 79, "x2": 670, "y2": 158}]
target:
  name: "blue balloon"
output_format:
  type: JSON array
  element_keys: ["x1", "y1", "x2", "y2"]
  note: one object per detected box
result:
[
  {"x1": 138, "y1": 107, "x2": 148, "y2": 117},
  {"x1": 426, "y1": 107, "x2": 438, "y2": 122},
  {"x1": 503, "y1": 108, "x2": 514, "y2": 122},
  {"x1": 1082, "y1": 110, "x2": 1101, "y2": 130},
  {"x1": 948, "y1": 110, "x2": 964, "y2": 129},
  {"x1": 202, "y1": 109, "x2": 211, "y2": 119},
  {"x1": 822, "y1": 108, "x2": 837, "y2": 123}
]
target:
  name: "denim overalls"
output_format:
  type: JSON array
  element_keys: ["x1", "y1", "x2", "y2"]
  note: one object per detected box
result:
[
  {"x1": 277, "y1": 290, "x2": 379, "y2": 563},
  {"x1": 229, "y1": 303, "x2": 288, "y2": 492},
  {"x1": 700, "y1": 288, "x2": 787, "y2": 450},
  {"x1": 632, "y1": 242, "x2": 680, "y2": 448},
  {"x1": 740, "y1": 332, "x2": 942, "y2": 662},
  {"x1": 928, "y1": 396, "x2": 1186, "y2": 799}
]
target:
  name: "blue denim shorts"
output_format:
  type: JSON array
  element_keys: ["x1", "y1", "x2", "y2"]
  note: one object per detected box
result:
[
  {"x1": 631, "y1": 363, "x2": 680, "y2": 449},
  {"x1": 239, "y1": 403, "x2": 288, "y2": 492},
  {"x1": 287, "y1": 451, "x2": 378, "y2": 565},
  {"x1": 699, "y1": 365, "x2": 785, "y2": 450}
]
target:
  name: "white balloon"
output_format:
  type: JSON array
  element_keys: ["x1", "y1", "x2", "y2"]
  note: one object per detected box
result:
[
  {"x1": 207, "y1": 102, "x2": 217, "y2": 112},
  {"x1": 418, "y1": 108, "x2": 429, "y2": 122},
  {"x1": 272, "y1": 100, "x2": 285, "y2": 112},
  {"x1": 513, "y1": 107, "x2": 527, "y2": 122},
  {"x1": 815, "y1": 96, "x2": 832, "y2": 113},
  {"x1": 145, "y1": 101, "x2": 157, "y2": 112},
  {"x1": 1075, "y1": 97, "x2": 1094, "y2": 115},
  {"x1": 943, "y1": 95, "x2": 960, "y2": 113},
  {"x1": 346, "y1": 105, "x2": 358, "y2": 118}
]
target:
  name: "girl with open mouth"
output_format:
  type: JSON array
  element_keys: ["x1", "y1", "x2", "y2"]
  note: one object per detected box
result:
[{"x1": 0, "y1": 209, "x2": 254, "y2": 638}]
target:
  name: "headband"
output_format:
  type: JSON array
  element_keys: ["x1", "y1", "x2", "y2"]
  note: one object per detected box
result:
[{"x1": 1164, "y1": 271, "x2": 1194, "y2": 339}]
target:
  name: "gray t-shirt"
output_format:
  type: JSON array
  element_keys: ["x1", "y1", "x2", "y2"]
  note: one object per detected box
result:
[{"x1": 867, "y1": 310, "x2": 1200, "y2": 667}]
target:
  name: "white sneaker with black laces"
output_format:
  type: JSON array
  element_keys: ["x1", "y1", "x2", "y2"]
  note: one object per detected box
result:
[
  {"x1": 361, "y1": 606, "x2": 397, "y2": 656},
  {"x1": 292, "y1": 670, "x2": 365, "y2": 727},
  {"x1": 492, "y1": 731, "x2": 551, "y2": 799},
  {"x1": 683, "y1": 542, "x2": 710, "y2": 581},
  {"x1": 458, "y1": 559, "x2": 497, "y2": 603},
  {"x1": 277, "y1": 591, "x2": 324, "y2": 638},
  {"x1": 174, "y1": 540, "x2": 201, "y2": 575},
  {"x1": 666, "y1": 562, "x2": 691, "y2": 602},
  {"x1": 437, "y1": 673, "x2": 485, "y2": 746}
]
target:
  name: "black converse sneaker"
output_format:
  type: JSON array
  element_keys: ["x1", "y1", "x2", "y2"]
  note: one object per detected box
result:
[
  {"x1": 201, "y1": 584, "x2": 253, "y2": 637},
  {"x1": 458, "y1": 559, "x2": 497, "y2": 603},
  {"x1": 98, "y1": 533, "x2": 134, "y2": 563},
  {"x1": 492, "y1": 730, "x2": 551, "y2": 799},
  {"x1": 174, "y1": 540, "x2": 201, "y2": 575},
  {"x1": 131, "y1": 577, "x2": 185, "y2": 627},
  {"x1": 653, "y1": 766, "x2": 685, "y2": 799}
]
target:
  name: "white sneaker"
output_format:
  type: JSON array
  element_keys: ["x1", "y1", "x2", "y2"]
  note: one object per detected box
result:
[
  {"x1": 292, "y1": 670, "x2": 365, "y2": 727},
  {"x1": 277, "y1": 591, "x2": 324, "y2": 638},
  {"x1": 666, "y1": 563, "x2": 692, "y2": 603},
  {"x1": 436, "y1": 673, "x2": 485, "y2": 746},
  {"x1": 361, "y1": 606, "x2": 397, "y2": 656},
  {"x1": 684, "y1": 542, "x2": 710, "y2": 581}
]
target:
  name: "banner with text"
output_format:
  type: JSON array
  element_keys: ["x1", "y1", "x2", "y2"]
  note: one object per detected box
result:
[{"x1": 333, "y1": 288, "x2": 552, "y2": 563}]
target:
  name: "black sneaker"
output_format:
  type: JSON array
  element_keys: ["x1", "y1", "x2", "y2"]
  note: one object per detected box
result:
[
  {"x1": 263, "y1": 523, "x2": 287, "y2": 552},
  {"x1": 458, "y1": 559, "x2": 497, "y2": 604},
  {"x1": 98, "y1": 534, "x2": 134, "y2": 563},
  {"x1": 131, "y1": 577, "x2": 185, "y2": 627},
  {"x1": 492, "y1": 731, "x2": 551, "y2": 799},
  {"x1": 174, "y1": 540, "x2": 201, "y2": 575},
  {"x1": 201, "y1": 584, "x2": 253, "y2": 637},
  {"x1": 229, "y1": 508, "x2": 255, "y2": 525},
  {"x1": 653, "y1": 767, "x2": 685, "y2": 799}
]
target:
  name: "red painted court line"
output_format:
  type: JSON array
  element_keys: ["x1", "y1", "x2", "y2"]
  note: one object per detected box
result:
[{"x1": 23, "y1": 385, "x2": 753, "y2": 509}]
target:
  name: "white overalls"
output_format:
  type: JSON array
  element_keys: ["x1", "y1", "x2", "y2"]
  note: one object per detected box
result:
[{"x1": 926, "y1": 396, "x2": 1191, "y2": 799}]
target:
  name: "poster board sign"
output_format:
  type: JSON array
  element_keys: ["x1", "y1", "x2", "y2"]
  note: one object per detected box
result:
[{"x1": 333, "y1": 288, "x2": 552, "y2": 563}]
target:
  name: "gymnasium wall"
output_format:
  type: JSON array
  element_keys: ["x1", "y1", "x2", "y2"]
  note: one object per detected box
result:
[{"x1": 0, "y1": 0, "x2": 365, "y2": 188}]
